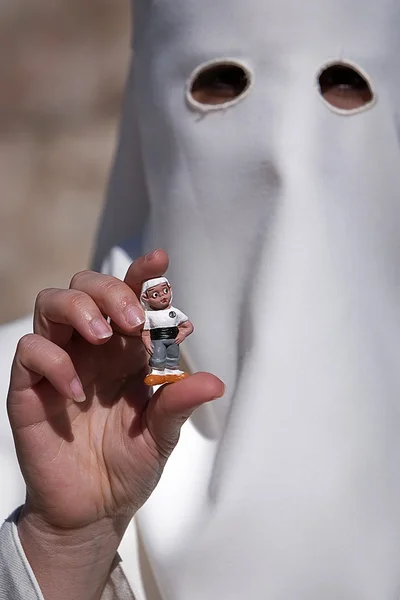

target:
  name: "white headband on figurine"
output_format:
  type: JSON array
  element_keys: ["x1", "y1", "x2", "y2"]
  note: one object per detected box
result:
[
  {"x1": 141, "y1": 277, "x2": 171, "y2": 308},
  {"x1": 141, "y1": 277, "x2": 170, "y2": 295}
]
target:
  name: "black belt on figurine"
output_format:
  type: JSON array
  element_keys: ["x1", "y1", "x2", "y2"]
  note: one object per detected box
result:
[{"x1": 150, "y1": 327, "x2": 179, "y2": 340}]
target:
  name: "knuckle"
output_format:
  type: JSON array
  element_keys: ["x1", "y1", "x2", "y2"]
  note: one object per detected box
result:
[
  {"x1": 97, "y1": 277, "x2": 126, "y2": 297},
  {"x1": 156, "y1": 428, "x2": 182, "y2": 460},
  {"x1": 145, "y1": 429, "x2": 180, "y2": 463},
  {"x1": 98, "y1": 281, "x2": 136, "y2": 310},
  {"x1": 17, "y1": 334, "x2": 40, "y2": 356},
  {"x1": 70, "y1": 270, "x2": 92, "y2": 288},
  {"x1": 35, "y1": 288, "x2": 55, "y2": 308},
  {"x1": 66, "y1": 290, "x2": 87, "y2": 311},
  {"x1": 50, "y1": 351, "x2": 71, "y2": 372}
]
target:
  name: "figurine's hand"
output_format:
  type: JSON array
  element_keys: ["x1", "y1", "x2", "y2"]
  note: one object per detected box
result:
[
  {"x1": 175, "y1": 332, "x2": 185, "y2": 345},
  {"x1": 175, "y1": 320, "x2": 194, "y2": 346},
  {"x1": 8, "y1": 249, "x2": 224, "y2": 552},
  {"x1": 144, "y1": 340, "x2": 154, "y2": 355}
]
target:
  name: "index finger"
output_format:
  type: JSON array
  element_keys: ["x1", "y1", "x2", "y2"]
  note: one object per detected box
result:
[{"x1": 124, "y1": 249, "x2": 169, "y2": 299}]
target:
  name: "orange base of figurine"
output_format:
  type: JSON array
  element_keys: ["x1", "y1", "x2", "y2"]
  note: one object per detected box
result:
[
  {"x1": 144, "y1": 374, "x2": 166, "y2": 386},
  {"x1": 165, "y1": 372, "x2": 190, "y2": 384},
  {"x1": 144, "y1": 372, "x2": 190, "y2": 386}
]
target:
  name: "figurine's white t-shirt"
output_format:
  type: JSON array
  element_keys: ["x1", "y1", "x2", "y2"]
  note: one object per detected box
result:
[{"x1": 143, "y1": 307, "x2": 188, "y2": 331}]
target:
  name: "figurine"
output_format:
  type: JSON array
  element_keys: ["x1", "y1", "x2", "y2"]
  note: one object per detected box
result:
[{"x1": 141, "y1": 276, "x2": 194, "y2": 385}]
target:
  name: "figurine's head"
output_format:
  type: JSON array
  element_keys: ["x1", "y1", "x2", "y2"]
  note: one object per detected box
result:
[{"x1": 141, "y1": 277, "x2": 172, "y2": 310}]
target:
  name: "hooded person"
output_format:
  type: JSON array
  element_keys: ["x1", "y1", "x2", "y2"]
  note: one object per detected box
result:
[{"x1": 2, "y1": 0, "x2": 400, "y2": 599}]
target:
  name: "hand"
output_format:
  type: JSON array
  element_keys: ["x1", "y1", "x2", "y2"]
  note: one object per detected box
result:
[
  {"x1": 175, "y1": 320, "x2": 193, "y2": 346},
  {"x1": 144, "y1": 340, "x2": 154, "y2": 355},
  {"x1": 174, "y1": 332, "x2": 185, "y2": 345},
  {"x1": 7, "y1": 249, "x2": 224, "y2": 598}
]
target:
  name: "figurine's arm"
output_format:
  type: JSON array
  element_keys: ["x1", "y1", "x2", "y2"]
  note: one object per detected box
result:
[
  {"x1": 175, "y1": 320, "x2": 194, "y2": 345},
  {"x1": 141, "y1": 329, "x2": 154, "y2": 355}
]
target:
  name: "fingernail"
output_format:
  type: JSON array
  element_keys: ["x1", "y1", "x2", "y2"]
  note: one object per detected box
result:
[
  {"x1": 90, "y1": 317, "x2": 113, "y2": 339},
  {"x1": 70, "y1": 377, "x2": 86, "y2": 403},
  {"x1": 125, "y1": 305, "x2": 145, "y2": 327},
  {"x1": 144, "y1": 250, "x2": 157, "y2": 262},
  {"x1": 212, "y1": 384, "x2": 226, "y2": 400}
]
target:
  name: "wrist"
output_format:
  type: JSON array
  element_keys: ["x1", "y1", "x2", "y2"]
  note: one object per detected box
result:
[{"x1": 18, "y1": 505, "x2": 132, "y2": 600}]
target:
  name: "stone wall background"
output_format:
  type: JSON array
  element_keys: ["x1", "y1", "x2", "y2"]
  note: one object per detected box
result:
[{"x1": 0, "y1": 0, "x2": 130, "y2": 323}]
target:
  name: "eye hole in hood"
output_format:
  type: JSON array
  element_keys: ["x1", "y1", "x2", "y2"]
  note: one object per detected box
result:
[
  {"x1": 317, "y1": 61, "x2": 376, "y2": 115},
  {"x1": 186, "y1": 59, "x2": 254, "y2": 113}
]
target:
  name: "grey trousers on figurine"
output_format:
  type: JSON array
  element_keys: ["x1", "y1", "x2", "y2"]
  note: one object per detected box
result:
[{"x1": 150, "y1": 339, "x2": 180, "y2": 370}]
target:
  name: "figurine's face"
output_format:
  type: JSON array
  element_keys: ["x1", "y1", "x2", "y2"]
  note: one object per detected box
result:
[{"x1": 145, "y1": 283, "x2": 172, "y2": 310}]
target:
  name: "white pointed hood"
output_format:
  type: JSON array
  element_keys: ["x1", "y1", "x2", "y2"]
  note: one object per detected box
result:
[{"x1": 93, "y1": 1, "x2": 400, "y2": 597}]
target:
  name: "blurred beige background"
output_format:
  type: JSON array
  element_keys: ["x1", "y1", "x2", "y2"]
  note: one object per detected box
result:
[{"x1": 0, "y1": 0, "x2": 131, "y2": 323}]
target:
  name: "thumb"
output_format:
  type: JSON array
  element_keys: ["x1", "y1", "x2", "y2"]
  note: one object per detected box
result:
[{"x1": 144, "y1": 372, "x2": 225, "y2": 460}]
